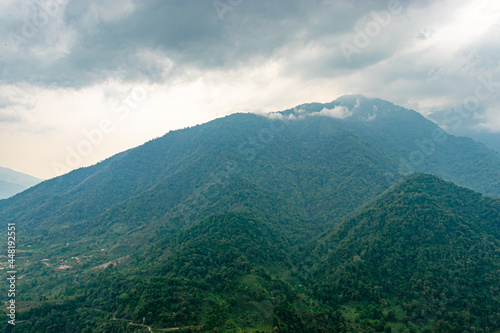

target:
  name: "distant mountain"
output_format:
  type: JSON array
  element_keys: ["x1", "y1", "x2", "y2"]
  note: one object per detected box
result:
[
  {"x1": 468, "y1": 132, "x2": 500, "y2": 153},
  {"x1": 0, "y1": 166, "x2": 42, "y2": 199},
  {"x1": 307, "y1": 173, "x2": 500, "y2": 331},
  {"x1": 427, "y1": 108, "x2": 500, "y2": 153},
  {"x1": 2, "y1": 96, "x2": 500, "y2": 331}
]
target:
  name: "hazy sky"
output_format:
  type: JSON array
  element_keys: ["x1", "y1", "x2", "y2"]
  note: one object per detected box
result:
[{"x1": 1, "y1": 0, "x2": 500, "y2": 179}]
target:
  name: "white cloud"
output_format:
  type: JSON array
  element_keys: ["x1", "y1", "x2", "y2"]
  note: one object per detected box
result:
[
  {"x1": 365, "y1": 114, "x2": 377, "y2": 121},
  {"x1": 316, "y1": 106, "x2": 353, "y2": 119},
  {"x1": 476, "y1": 105, "x2": 500, "y2": 132},
  {"x1": 264, "y1": 112, "x2": 283, "y2": 120}
]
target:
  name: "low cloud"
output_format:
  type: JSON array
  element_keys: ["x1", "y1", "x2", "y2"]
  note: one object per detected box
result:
[
  {"x1": 476, "y1": 105, "x2": 500, "y2": 133},
  {"x1": 317, "y1": 106, "x2": 353, "y2": 119}
]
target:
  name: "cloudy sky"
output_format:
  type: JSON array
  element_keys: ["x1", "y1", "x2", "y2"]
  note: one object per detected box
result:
[{"x1": 1, "y1": 0, "x2": 500, "y2": 179}]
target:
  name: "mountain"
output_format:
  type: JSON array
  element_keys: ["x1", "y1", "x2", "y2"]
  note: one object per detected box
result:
[
  {"x1": 280, "y1": 95, "x2": 500, "y2": 198},
  {"x1": 427, "y1": 108, "x2": 500, "y2": 154},
  {"x1": 0, "y1": 166, "x2": 42, "y2": 199},
  {"x1": 15, "y1": 212, "x2": 346, "y2": 332},
  {"x1": 11, "y1": 175, "x2": 500, "y2": 332},
  {"x1": 0, "y1": 108, "x2": 404, "y2": 255},
  {"x1": 307, "y1": 173, "x2": 500, "y2": 331},
  {"x1": 1, "y1": 96, "x2": 500, "y2": 331},
  {"x1": 1, "y1": 96, "x2": 499, "y2": 250},
  {"x1": 86, "y1": 212, "x2": 342, "y2": 331},
  {"x1": 465, "y1": 131, "x2": 500, "y2": 154}
]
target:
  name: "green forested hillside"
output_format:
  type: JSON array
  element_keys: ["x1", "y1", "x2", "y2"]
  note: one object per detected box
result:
[
  {"x1": 0, "y1": 111, "x2": 402, "y2": 263},
  {"x1": 2, "y1": 96, "x2": 499, "y2": 253},
  {"x1": 13, "y1": 213, "x2": 346, "y2": 332},
  {"x1": 1, "y1": 96, "x2": 500, "y2": 332},
  {"x1": 307, "y1": 173, "x2": 500, "y2": 332},
  {"x1": 8, "y1": 174, "x2": 500, "y2": 332}
]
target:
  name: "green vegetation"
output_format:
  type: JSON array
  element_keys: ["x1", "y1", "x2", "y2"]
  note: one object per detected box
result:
[
  {"x1": 306, "y1": 173, "x2": 500, "y2": 331},
  {"x1": 1, "y1": 97, "x2": 499, "y2": 332}
]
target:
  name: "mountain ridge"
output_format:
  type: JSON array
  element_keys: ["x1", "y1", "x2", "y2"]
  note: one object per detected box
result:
[
  {"x1": 306, "y1": 173, "x2": 500, "y2": 330},
  {"x1": 0, "y1": 166, "x2": 43, "y2": 199},
  {"x1": 1, "y1": 96, "x2": 500, "y2": 255}
]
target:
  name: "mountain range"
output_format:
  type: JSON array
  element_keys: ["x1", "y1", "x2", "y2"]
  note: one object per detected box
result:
[
  {"x1": 428, "y1": 108, "x2": 500, "y2": 154},
  {"x1": 1, "y1": 95, "x2": 499, "y2": 332},
  {"x1": 0, "y1": 167, "x2": 42, "y2": 200}
]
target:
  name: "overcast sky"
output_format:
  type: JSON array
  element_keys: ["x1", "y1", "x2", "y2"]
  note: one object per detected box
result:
[{"x1": 1, "y1": 0, "x2": 500, "y2": 179}]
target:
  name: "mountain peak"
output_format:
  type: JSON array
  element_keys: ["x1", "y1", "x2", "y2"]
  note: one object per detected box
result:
[
  {"x1": 334, "y1": 93, "x2": 368, "y2": 103},
  {"x1": 277, "y1": 95, "x2": 413, "y2": 122}
]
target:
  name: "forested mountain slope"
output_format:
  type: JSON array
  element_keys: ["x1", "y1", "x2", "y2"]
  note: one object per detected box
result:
[
  {"x1": 306, "y1": 173, "x2": 500, "y2": 331},
  {"x1": 14, "y1": 213, "x2": 347, "y2": 332},
  {"x1": 0, "y1": 110, "x2": 401, "y2": 255},
  {"x1": 10, "y1": 174, "x2": 500, "y2": 332},
  {"x1": 281, "y1": 95, "x2": 500, "y2": 198},
  {"x1": 1, "y1": 96, "x2": 500, "y2": 257}
]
